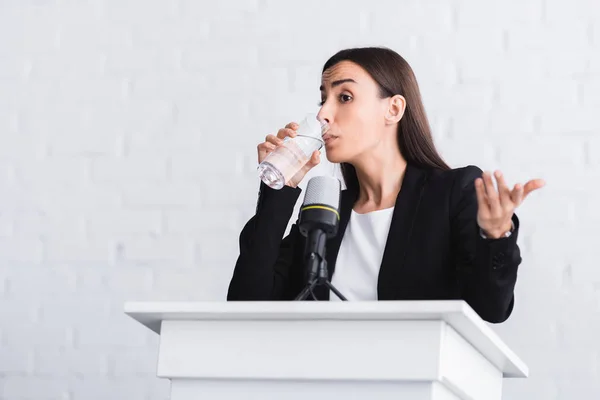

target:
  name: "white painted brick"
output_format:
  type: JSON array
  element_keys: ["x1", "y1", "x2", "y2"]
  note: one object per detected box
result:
[
  {"x1": 0, "y1": 299, "x2": 41, "y2": 326},
  {"x1": 178, "y1": 0, "x2": 260, "y2": 15},
  {"x1": 108, "y1": 346, "x2": 159, "y2": 377},
  {"x1": 570, "y1": 194, "x2": 600, "y2": 228},
  {"x1": 425, "y1": 27, "x2": 505, "y2": 60},
  {"x1": 423, "y1": 82, "x2": 495, "y2": 115},
  {"x1": 68, "y1": 377, "x2": 166, "y2": 400},
  {"x1": 0, "y1": 3, "x2": 60, "y2": 56},
  {"x1": 588, "y1": 136, "x2": 600, "y2": 166},
  {"x1": 91, "y1": 156, "x2": 167, "y2": 183},
  {"x1": 557, "y1": 381, "x2": 600, "y2": 399},
  {"x1": 34, "y1": 347, "x2": 110, "y2": 378},
  {"x1": 370, "y1": 1, "x2": 454, "y2": 36},
  {"x1": 165, "y1": 210, "x2": 242, "y2": 235},
  {"x1": 194, "y1": 232, "x2": 241, "y2": 267},
  {"x1": 495, "y1": 78, "x2": 579, "y2": 114},
  {"x1": 582, "y1": 77, "x2": 600, "y2": 110},
  {"x1": 0, "y1": 212, "x2": 13, "y2": 238},
  {"x1": 104, "y1": 45, "x2": 180, "y2": 76},
  {"x1": 4, "y1": 265, "x2": 78, "y2": 298},
  {"x1": 485, "y1": 108, "x2": 537, "y2": 136},
  {"x1": 101, "y1": 0, "x2": 182, "y2": 25},
  {"x1": 0, "y1": 376, "x2": 69, "y2": 400},
  {"x1": 15, "y1": 157, "x2": 89, "y2": 186},
  {"x1": 199, "y1": 178, "x2": 261, "y2": 208},
  {"x1": 130, "y1": 17, "x2": 209, "y2": 49},
  {"x1": 0, "y1": 346, "x2": 34, "y2": 374},
  {"x1": 118, "y1": 236, "x2": 194, "y2": 266},
  {"x1": 121, "y1": 183, "x2": 201, "y2": 208},
  {"x1": 11, "y1": 211, "x2": 86, "y2": 238},
  {"x1": 182, "y1": 41, "x2": 259, "y2": 70},
  {"x1": 126, "y1": 128, "x2": 205, "y2": 156},
  {"x1": 545, "y1": 0, "x2": 600, "y2": 25},
  {"x1": 126, "y1": 70, "x2": 207, "y2": 104},
  {"x1": 55, "y1": 12, "x2": 131, "y2": 54},
  {"x1": 74, "y1": 316, "x2": 151, "y2": 348},
  {"x1": 507, "y1": 21, "x2": 590, "y2": 54},
  {"x1": 43, "y1": 239, "x2": 114, "y2": 264},
  {"x1": 39, "y1": 184, "x2": 122, "y2": 212},
  {"x1": 86, "y1": 209, "x2": 162, "y2": 237},
  {"x1": 106, "y1": 267, "x2": 155, "y2": 297},
  {"x1": 506, "y1": 163, "x2": 600, "y2": 198},
  {"x1": 0, "y1": 131, "x2": 47, "y2": 159},
  {"x1": 455, "y1": 0, "x2": 544, "y2": 28},
  {"x1": 48, "y1": 129, "x2": 122, "y2": 156},
  {"x1": 2, "y1": 322, "x2": 72, "y2": 349},
  {"x1": 25, "y1": 50, "x2": 107, "y2": 82},
  {"x1": 152, "y1": 269, "x2": 221, "y2": 300},
  {"x1": 0, "y1": 238, "x2": 44, "y2": 264},
  {"x1": 465, "y1": 51, "x2": 547, "y2": 84},
  {"x1": 0, "y1": 161, "x2": 15, "y2": 187},
  {"x1": 539, "y1": 105, "x2": 596, "y2": 133},
  {"x1": 170, "y1": 150, "x2": 246, "y2": 180}
]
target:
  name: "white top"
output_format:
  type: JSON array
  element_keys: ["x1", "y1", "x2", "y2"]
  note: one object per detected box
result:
[{"x1": 330, "y1": 207, "x2": 395, "y2": 301}]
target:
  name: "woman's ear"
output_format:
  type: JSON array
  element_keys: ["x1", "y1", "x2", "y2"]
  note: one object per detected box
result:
[{"x1": 385, "y1": 95, "x2": 406, "y2": 125}]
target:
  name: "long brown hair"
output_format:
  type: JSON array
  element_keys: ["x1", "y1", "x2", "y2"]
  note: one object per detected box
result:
[{"x1": 322, "y1": 47, "x2": 450, "y2": 193}]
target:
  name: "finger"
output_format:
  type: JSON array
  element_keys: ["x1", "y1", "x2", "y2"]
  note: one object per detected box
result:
[
  {"x1": 277, "y1": 128, "x2": 297, "y2": 139},
  {"x1": 522, "y1": 178, "x2": 546, "y2": 199},
  {"x1": 303, "y1": 150, "x2": 320, "y2": 169},
  {"x1": 265, "y1": 134, "x2": 283, "y2": 146},
  {"x1": 474, "y1": 177, "x2": 490, "y2": 214},
  {"x1": 259, "y1": 142, "x2": 277, "y2": 152},
  {"x1": 511, "y1": 183, "x2": 524, "y2": 206},
  {"x1": 285, "y1": 122, "x2": 299, "y2": 130},
  {"x1": 482, "y1": 171, "x2": 502, "y2": 215},
  {"x1": 494, "y1": 170, "x2": 512, "y2": 208}
]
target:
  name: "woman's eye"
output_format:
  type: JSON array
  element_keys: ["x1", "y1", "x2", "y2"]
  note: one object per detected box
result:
[{"x1": 318, "y1": 94, "x2": 352, "y2": 106}]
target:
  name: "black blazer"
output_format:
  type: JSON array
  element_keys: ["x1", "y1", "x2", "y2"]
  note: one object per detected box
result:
[{"x1": 227, "y1": 163, "x2": 522, "y2": 323}]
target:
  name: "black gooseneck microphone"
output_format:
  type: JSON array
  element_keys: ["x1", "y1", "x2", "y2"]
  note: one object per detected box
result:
[{"x1": 294, "y1": 176, "x2": 347, "y2": 301}]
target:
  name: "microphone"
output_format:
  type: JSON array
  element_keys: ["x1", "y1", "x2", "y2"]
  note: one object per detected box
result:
[
  {"x1": 294, "y1": 176, "x2": 346, "y2": 300},
  {"x1": 299, "y1": 176, "x2": 341, "y2": 257}
]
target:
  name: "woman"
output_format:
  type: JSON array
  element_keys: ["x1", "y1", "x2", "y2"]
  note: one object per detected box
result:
[{"x1": 227, "y1": 47, "x2": 545, "y2": 323}]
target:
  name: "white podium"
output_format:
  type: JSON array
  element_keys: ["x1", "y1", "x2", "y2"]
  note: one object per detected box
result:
[{"x1": 125, "y1": 300, "x2": 527, "y2": 400}]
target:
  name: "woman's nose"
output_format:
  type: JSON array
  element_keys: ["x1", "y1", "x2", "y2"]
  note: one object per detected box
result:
[{"x1": 317, "y1": 109, "x2": 330, "y2": 125}]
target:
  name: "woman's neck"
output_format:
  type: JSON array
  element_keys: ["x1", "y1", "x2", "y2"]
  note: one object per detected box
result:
[{"x1": 352, "y1": 147, "x2": 407, "y2": 213}]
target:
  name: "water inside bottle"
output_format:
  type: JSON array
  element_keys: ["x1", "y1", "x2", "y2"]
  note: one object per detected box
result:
[{"x1": 258, "y1": 138, "x2": 312, "y2": 189}]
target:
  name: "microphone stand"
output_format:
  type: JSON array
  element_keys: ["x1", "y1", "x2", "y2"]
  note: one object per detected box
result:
[{"x1": 294, "y1": 230, "x2": 347, "y2": 301}]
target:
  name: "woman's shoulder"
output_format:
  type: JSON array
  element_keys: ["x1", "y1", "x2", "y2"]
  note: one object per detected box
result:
[{"x1": 427, "y1": 164, "x2": 483, "y2": 188}]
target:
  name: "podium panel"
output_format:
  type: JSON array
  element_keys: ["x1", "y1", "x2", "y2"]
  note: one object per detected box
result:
[{"x1": 125, "y1": 300, "x2": 528, "y2": 400}]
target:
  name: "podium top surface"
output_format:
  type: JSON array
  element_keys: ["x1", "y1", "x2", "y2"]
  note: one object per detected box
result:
[{"x1": 124, "y1": 300, "x2": 528, "y2": 378}]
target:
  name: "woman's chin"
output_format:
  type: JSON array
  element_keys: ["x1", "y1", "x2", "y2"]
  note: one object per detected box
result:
[
  {"x1": 325, "y1": 148, "x2": 350, "y2": 164},
  {"x1": 325, "y1": 152, "x2": 343, "y2": 164}
]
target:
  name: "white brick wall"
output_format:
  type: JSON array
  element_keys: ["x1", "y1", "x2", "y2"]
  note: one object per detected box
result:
[{"x1": 0, "y1": 0, "x2": 598, "y2": 398}]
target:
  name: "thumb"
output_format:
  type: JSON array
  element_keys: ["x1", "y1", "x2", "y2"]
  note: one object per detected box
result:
[{"x1": 306, "y1": 150, "x2": 321, "y2": 168}]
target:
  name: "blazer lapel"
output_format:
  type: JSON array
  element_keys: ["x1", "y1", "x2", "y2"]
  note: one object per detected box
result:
[
  {"x1": 377, "y1": 163, "x2": 429, "y2": 299},
  {"x1": 313, "y1": 163, "x2": 429, "y2": 301}
]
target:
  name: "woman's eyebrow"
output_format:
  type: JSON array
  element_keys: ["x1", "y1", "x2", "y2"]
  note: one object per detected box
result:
[{"x1": 319, "y1": 78, "x2": 357, "y2": 91}]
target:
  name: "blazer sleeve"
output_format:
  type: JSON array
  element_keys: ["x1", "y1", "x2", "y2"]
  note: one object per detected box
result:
[
  {"x1": 450, "y1": 165, "x2": 523, "y2": 323},
  {"x1": 227, "y1": 182, "x2": 304, "y2": 301}
]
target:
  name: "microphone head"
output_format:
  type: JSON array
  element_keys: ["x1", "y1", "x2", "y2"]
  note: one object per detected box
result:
[
  {"x1": 303, "y1": 176, "x2": 341, "y2": 210},
  {"x1": 299, "y1": 176, "x2": 341, "y2": 238}
]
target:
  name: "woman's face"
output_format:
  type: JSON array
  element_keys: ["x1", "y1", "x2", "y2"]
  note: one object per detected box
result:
[{"x1": 317, "y1": 61, "x2": 393, "y2": 164}]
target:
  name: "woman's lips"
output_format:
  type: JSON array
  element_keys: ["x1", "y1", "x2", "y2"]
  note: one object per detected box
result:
[{"x1": 322, "y1": 133, "x2": 338, "y2": 145}]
